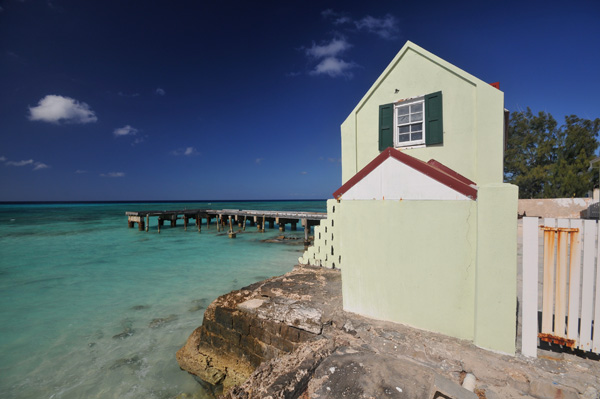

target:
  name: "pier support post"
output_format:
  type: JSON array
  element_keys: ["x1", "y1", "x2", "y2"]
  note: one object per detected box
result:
[
  {"x1": 170, "y1": 215, "x2": 177, "y2": 227},
  {"x1": 291, "y1": 222, "x2": 297, "y2": 231},
  {"x1": 146, "y1": 214, "x2": 149, "y2": 232},
  {"x1": 138, "y1": 221, "x2": 145, "y2": 231},
  {"x1": 279, "y1": 223, "x2": 285, "y2": 232},
  {"x1": 184, "y1": 216, "x2": 188, "y2": 231},
  {"x1": 128, "y1": 221, "x2": 134, "y2": 228},
  {"x1": 303, "y1": 219, "x2": 311, "y2": 250},
  {"x1": 158, "y1": 218, "x2": 162, "y2": 234},
  {"x1": 228, "y1": 216, "x2": 236, "y2": 238},
  {"x1": 207, "y1": 216, "x2": 210, "y2": 229},
  {"x1": 243, "y1": 216, "x2": 247, "y2": 231},
  {"x1": 197, "y1": 214, "x2": 201, "y2": 233}
]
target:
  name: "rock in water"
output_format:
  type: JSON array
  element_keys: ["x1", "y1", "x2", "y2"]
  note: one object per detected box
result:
[
  {"x1": 131, "y1": 304, "x2": 150, "y2": 311},
  {"x1": 149, "y1": 314, "x2": 178, "y2": 328},
  {"x1": 112, "y1": 327, "x2": 134, "y2": 339}
]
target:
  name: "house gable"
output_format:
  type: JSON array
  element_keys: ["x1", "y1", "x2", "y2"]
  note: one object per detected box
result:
[
  {"x1": 333, "y1": 148, "x2": 477, "y2": 200},
  {"x1": 341, "y1": 41, "x2": 505, "y2": 187}
]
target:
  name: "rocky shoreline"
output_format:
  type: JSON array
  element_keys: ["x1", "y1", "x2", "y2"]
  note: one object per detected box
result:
[{"x1": 177, "y1": 265, "x2": 600, "y2": 399}]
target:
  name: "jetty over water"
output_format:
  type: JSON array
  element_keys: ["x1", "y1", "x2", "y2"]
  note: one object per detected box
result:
[{"x1": 125, "y1": 208, "x2": 326, "y2": 244}]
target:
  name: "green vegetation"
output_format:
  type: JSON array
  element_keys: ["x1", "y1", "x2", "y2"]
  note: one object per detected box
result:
[{"x1": 504, "y1": 108, "x2": 600, "y2": 198}]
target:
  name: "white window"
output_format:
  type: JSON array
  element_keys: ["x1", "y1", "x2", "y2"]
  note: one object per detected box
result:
[{"x1": 394, "y1": 96, "x2": 425, "y2": 147}]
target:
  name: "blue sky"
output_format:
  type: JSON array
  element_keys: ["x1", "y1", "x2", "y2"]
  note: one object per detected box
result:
[{"x1": 1, "y1": 0, "x2": 599, "y2": 201}]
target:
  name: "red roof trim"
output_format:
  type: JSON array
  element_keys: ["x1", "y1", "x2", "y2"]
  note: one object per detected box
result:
[
  {"x1": 426, "y1": 159, "x2": 476, "y2": 186},
  {"x1": 490, "y1": 82, "x2": 500, "y2": 90},
  {"x1": 333, "y1": 148, "x2": 478, "y2": 200}
]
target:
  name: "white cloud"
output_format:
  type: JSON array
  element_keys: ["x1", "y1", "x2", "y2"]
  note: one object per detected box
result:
[
  {"x1": 305, "y1": 37, "x2": 351, "y2": 58},
  {"x1": 28, "y1": 95, "x2": 98, "y2": 124},
  {"x1": 113, "y1": 125, "x2": 139, "y2": 137},
  {"x1": 321, "y1": 9, "x2": 351, "y2": 25},
  {"x1": 75, "y1": 169, "x2": 87, "y2": 174},
  {"x1": 170, "y1": 147, "x2": 198, "y2": 156},
  {"x1": 310, "y1": 57, "x2": 356, "y2": 78},
  {"x1": 118, "y1": 91, "x2": 140, "y2": 97},
  {"x1": 6, "y1": 159, "x2": 34, "y2": 166},
  {"x1": 33, "y1": 162, "x2": 49, "y2": 170},
  {"x1": 156, "y1": 88, "x2": 166, "y2": 96},
  {"x1": 300, "y1": 171, "x2": 308, "y2": 175},
  {"x1": 355, "y1": 14, "x2": 399, "y2": 39},
  {"x1": 255, "y1": 158, "x2": 264, "y2": 165},
  {"x1": 100, "y1": 172, "x2": 125, "y2": 178},
  {"x1": 132, "y1": 136, "x2": 146, "y2": 146},
  {"x1": 4, "y1": 158, "x2": 50, "y2": 170}
]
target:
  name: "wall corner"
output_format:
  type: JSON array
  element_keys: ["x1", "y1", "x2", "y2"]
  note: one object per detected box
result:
[{"x1": 474, "y1": 183, "x2": 519, "y2": 354}]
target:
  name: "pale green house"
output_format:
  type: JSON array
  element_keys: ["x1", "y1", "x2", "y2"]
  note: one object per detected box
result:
[{"x1": 300, "y1": 41, "x2": 518, "y2": 355}]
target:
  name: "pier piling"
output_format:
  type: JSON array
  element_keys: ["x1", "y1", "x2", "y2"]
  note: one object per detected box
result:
[{"x1": 126, "y1": 209, "x2": 326, "y2": 245}]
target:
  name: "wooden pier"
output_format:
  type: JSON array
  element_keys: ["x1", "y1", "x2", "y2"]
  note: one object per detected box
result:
[{"x1": 125, "y1": 208, "x2": 326, "y2": 247}]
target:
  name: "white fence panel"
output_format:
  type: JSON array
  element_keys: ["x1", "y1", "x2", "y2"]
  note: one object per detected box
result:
[
  {"x1": 522, "y1": 217, "x2": 539, "y2": 357},
  {"x1": 521, "y1": 217, "x2": 599, "y2": 357}
]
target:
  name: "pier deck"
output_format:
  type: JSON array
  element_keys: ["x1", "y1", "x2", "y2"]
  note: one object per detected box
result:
[{"x1": 125, "y1": 208, "x2": 327, "y2": 245}]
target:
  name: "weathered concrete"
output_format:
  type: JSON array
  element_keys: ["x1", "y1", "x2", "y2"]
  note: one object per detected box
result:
[
  {"x1": 178, "y1": 265, "x2": 600, "y2": 399},
  {"x1": 176, "y1": 266, "x2": 342, "y2": 393},
  {"x1": 518, "y1": 198, "x2": 593, "y2": 218}
]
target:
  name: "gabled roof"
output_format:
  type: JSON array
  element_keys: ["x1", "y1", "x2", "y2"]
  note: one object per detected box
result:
[
  {"x1": 347, "y1": 40, "x2": 501, "y2": 118},
  {"x1": 333, "y1": 148, "x2": 478, "y2": 201}
]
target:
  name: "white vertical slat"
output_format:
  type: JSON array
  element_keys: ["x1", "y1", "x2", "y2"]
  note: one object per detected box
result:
[
  {"x1": 593, "y1": 221, "x2": 600, "y2": 354},
  {"x1": 542, "y1": 218, "x2": 556, "y2": 334},
  {"x1": 555, "y1": 218, "x2": 569, "y2": 337},
  {"x1": 567, "y1": 219, "x2": 582, "y2": 343},
  {"x1": 522, "y1": 217, "x2": 540, "y2": 357},
  {"x1": 580, "y1": 220, "x2": 597, "y2": 351}
]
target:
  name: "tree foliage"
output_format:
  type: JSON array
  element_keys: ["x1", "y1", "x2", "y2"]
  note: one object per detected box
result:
[{"x1": 504, "y1": 108, "x2": 600, "y2": 198}]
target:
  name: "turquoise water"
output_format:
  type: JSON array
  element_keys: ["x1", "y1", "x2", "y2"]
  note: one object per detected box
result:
[{"x1": 0, "y1": 201, "x2": 325, "y2": 399}]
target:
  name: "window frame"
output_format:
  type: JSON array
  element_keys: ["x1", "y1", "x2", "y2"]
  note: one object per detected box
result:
[{"x1": 393, "y1": 96, "x2": 426, "y2": 148}]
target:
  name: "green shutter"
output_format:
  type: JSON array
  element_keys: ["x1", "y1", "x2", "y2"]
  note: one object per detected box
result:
[
  {"x1": 425, "y1": 91, "x2": 443, "y2": 146},
  {"x1": 379, "y1": 103, "x2": 394, "y2": 151}
]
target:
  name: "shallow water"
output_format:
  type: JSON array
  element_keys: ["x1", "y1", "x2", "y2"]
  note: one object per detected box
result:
[{"x1": 0, "y1": 201, "x2": 325, "y2": 399}]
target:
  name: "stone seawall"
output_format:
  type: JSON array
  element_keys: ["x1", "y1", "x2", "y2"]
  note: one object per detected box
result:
[
  {"x1": 176, "y1": 266, "x2": 342, "y2": 395},
  {"x1": 177, "y1": 265, "x2": 600, "y2": 399}
]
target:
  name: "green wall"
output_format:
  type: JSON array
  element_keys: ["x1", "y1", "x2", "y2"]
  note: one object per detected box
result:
[
  {"x1": 322, "y1": 41, "x2": 520, "y2": 354},
  {"x1": 338, "y1": 200, "x2": 477, "y2": 341},
  {"x1": 341, "y1": 41, "x2": 505, "y2": 186}
]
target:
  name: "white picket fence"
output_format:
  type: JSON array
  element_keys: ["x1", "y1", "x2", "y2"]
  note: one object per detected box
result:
[{"x1": 522, "y1": 217, "x2": 600, "y2": 357}]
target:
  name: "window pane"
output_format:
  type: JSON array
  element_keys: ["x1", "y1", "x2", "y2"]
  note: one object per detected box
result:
[
  {"x1": 397, "y1": 106, "x2": 409, "y2": 115},
  {"x1": 412, "y1": 102, "x2": 423, "y2": 113},
  {"x1": 411, "y1": 112, "x2": 423, "y2": 122},
  {"x1": 398, "y1": 133, "x2": 410, "y2": 142},
  {"x1": 412, "y1": 132, "x2": 423, "y2": 141},
  {"x1": 398, "y1": 125, "x2": 410, "y2": 133},
  {"x1": 410, "y1": 123, "x2": 422, "y2": 132},
  {"x1": 398, "y1": 115, "x2": 409, "y2": 124}
]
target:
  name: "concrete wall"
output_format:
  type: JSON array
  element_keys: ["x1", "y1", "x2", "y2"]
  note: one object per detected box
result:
[
  {"x1": 299, "y1": 200, "x2": 339, "y2": 269},
  {"x1": 323, "y1": 41, "x2": 519, "y2": 354},
  {"x1": 341, "y1": 41, "x2": 504, "y2": 187},
  {"x1": 518, "y1": 198, "x2": 593, "y2": 219},
  {"x1": 338, "y1": 199, "x2": 477, "y2": 341},
  {"x1": 336, "y1": 183, "x2": 518, "y2": 354}
]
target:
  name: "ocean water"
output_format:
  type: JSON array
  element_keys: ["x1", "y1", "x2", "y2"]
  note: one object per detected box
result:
[{"x1": 0, "y1": 200, "x2": 326, "y2": 399}]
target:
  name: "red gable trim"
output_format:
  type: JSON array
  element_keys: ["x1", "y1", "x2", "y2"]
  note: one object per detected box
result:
[
  {"x1": 333, "y1": 148, "x2": 478, "y2": 200},
  {"x1": 426, "y1": 159, "x2": 476, "y2": 186},
  {"x1": 490, "y1": 82, "x2": 500, "y2": 90}
]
